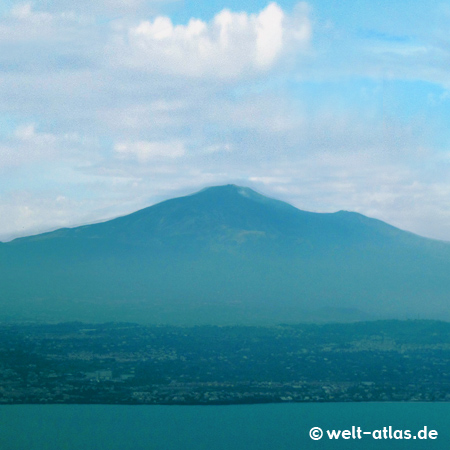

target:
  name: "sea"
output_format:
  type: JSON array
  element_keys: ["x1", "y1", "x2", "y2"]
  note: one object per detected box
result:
[{"x1": 0, "y1": 403, "x2": 448, "y2": 449}]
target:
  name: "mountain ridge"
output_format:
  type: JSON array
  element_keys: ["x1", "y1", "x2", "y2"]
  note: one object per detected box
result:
[
  {"x1": 1, "y1": 184, "x2": 449, "y2": 325},
  {"x1": 7, "y1": 184, "x2": 423, "y2": 245}
]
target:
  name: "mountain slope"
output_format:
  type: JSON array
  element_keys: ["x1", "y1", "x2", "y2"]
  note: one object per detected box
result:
[{"x1": 1, "y1": 185, "x2": 450, "y2": 324}]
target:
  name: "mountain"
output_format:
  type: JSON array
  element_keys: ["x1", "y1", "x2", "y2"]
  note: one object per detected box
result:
[{"x1": 1, "y1": 184, "x2": 450, "y2": 324}]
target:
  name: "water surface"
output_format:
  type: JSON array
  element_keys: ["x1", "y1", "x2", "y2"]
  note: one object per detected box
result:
[{"x1": 0, "y1": 403, "x2": 447, "y2": 449}]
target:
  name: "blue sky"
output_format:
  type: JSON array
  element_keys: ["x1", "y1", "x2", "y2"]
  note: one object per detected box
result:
[{"x1": 1, "y1": 0, "x2": 450, "y2": 241}]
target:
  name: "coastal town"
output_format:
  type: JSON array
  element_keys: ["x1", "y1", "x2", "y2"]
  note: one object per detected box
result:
[{"x1": 0, "y1": 321, "x2": 449, "y2": 404}]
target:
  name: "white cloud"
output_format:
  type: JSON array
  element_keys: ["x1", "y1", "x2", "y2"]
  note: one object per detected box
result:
[
  {"x1": 111, "y1": 2, "x2": 311, "y2": 78},
  {"x1": 13, "y1": 0, "x2": 175, "y2": 18},
  {"x1": 5, "y1": 2, "x2": 87, "y2": 32},
  {"x1": 115, "y1": 140, "x2": 186, "y2": 161},
  {"x1": 0, "y1": 189, "x2": 120, "y2": 242},
  {"x1": 255, "y1": 3, "x2": 285, "y2": 67},
  {"x1": 0, "y1": 123, "x2": 89, "y2": 169},
  {"x1": 14, "y1": 123, "x2": 57, "y2": 145},
  {"x1": 11, "y1": 3, "x2": 55, "y2": 23}
]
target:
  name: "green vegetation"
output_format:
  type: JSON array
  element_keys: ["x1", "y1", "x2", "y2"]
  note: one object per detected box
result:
[{"x1": 1, "y1": 320, "x2": 449, "y2": 404}]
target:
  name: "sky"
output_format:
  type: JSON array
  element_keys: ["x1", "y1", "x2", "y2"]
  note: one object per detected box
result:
[{"x1": 1, "y1": 0, "x2": 450, "y2": 241}]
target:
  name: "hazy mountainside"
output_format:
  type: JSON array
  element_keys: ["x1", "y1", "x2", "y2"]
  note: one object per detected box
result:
[{"x1": 1, "y1": 185, "x2": 450, "y2": 324}]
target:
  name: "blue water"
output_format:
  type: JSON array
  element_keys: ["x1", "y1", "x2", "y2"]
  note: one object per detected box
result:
[{"x1": 0, "y1": 403, "x2": 448, "y2": 449}]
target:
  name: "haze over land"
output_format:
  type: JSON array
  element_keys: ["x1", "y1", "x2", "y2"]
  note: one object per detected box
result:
[{"x1": 1, "y1": 185, "x2": 449, "y2": 325}]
